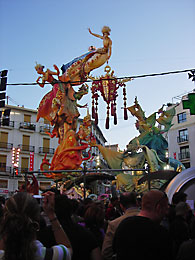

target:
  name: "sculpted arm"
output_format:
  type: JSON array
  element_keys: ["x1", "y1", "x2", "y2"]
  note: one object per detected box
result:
[
  {"x1": 36, "y1": 76, "x2": 45, "y2": 88},
  {"x1": 88, "y1": 28, "x2": 103, "y2": 40},
  {"x1": 47, "y1": 64, "x2": 60, "y2": 76}
]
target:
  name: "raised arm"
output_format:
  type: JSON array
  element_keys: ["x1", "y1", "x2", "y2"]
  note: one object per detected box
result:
[
  {"x1": 36, "y1": 76, "x2": 45, "y2": 88},
  {"x1": 47, "y1": 64, "x2": 60, "y2": 76},
  {"x1": 42, "y1": 191, "x2": 73, "y2": 255},
  {"x1": 88, "y1": 28, "x2": 103, "y2": 39}
]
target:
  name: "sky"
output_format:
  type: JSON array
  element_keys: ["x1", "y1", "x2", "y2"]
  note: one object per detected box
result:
[{"x1": 1, "y1": 0, "x2": 195, "y2": 149}]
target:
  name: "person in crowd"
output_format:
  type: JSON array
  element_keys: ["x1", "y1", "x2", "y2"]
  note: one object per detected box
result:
[
  {"x1": 0, "y1": 191, "x2": 72, "y2": 260},
  {"x1": 38, "y1": 194, "x2": 102, "y2": 260},
  {"x1": 82, "y1": 202, "x2": 106, "y2": 249},
  {"x1": 113, "y1": 190, "x2": 172, "y2": 260},
  {"x1": 168, "y1": 192, "x2": 188, "y2": 224},
  {"x1": 177, "y1": 218, "x2": 195, "y2": 260},
  {"x1": 0, "y1": 196, "x2": 5, "y2": 221},
  {"x1": 102, "y1": 192, "x2": 140, "y2": 260},
  {"x1": 172, "y1": 192, "x2": 187, "y2": 205},
  {"x1": 170, "y1": 202, "x2": 190, "y2": 258},
  {"x1": 105, "y1": 197, "x2": 121, "y2": 221}
]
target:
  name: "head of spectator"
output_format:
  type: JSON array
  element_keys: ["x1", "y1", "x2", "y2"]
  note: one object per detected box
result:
[
  {"x1": 84, "y1": 202, "x2": 105, "y2": 248},
  {"x1": 0, "y1": 192, "x2": 40, "y2": 260},
  {"x1": 84, "y1": 202, "x2": 105, "y2": 230},
  {"x1": 175, "y1": 201, "x2": 190, "y2": 219},
  {"x1": 119, "y1": 192, "x2": 137, "y2": 212},
  {"x1": 139, "y1": 189, "x2": 169, "y2": 223},
  {"x1": 54, "y1": 194, "x2": 73, "y2": 225},
  {"x1": 172, "y1": 191, "x2": 187, "y2": 205}
]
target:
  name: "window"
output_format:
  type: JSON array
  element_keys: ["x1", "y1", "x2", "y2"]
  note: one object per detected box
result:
[
  {"x1": 0, "y1": 155, "x2": 7, "y2": 171},
  {"x1": 179, "y1": 146, "x2": 190, "y2": 160},
  {"x1": 44, "y1": 118, "x2": 50, "y2": 125},
  {"x1": 43, "y1": 138, "x2": 50, "y2": 148},
  {"x1": 24, "y1": 114, "x2": 31, "y2": 123},
  {"x1": 0, "y1": 180, "x2": 8, "y2": 188},
  {"x1": 21, "y1": 157, "x2": 29, "y2": 172},
  {"x1": 22, "y1": 135, "x2": 30, "y2": 151},
  {"x1": 42, "y1": 164, "x2": 49, "y2": 171},
  {"x1": 177, "y1": 112, "x2": 186, "y2": 123},
  {"x1": 2, "y1": 109, "x2": 11, "y2": 126},
  {"x1": 178, "y1": 129, "x2": 188, "y2": 142},
  {"x1": 0, "y1": 132, "x2": 8, "y2": 148},
  {"x1": 43, "y1": 138, "x2": 50, "y2": 153}
]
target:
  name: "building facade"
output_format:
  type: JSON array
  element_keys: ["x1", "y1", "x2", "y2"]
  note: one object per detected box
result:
[
  {"x1": 0, "y1": 105, "x2": 107, "y2": 196},
  {"x1": 167, "y1": 95, "x2": 195, "y2": 169}
]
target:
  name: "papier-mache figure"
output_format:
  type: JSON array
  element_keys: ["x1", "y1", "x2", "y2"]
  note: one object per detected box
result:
[{"x1": 60, "y1": 26, "x2": 112, "y2": 83}]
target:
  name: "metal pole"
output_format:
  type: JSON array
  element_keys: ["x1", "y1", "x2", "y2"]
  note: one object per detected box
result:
[
  {"x1": 83, "y1": 162, "x2": 87, "y2": 199},
  {"x1": 25, "y1": 171, "x2": 28, "y2": 192},
  {"x1": 147, "y1": 166, "x2": 151, "y2": 190}
]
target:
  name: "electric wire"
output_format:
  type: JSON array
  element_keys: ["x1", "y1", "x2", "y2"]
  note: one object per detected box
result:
[{"x1": 6, "y1": 68, "x2": 195, "y2": 86}]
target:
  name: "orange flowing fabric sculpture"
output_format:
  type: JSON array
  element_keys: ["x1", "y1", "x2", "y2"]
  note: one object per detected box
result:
[{"x1": 35, "y1": 26, "x2": 112, "y2": 178}]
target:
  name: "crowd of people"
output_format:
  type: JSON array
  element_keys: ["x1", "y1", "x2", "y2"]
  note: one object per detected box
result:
[{"x1": 0, "y1": 189, "x2": 194, "y2": 260}]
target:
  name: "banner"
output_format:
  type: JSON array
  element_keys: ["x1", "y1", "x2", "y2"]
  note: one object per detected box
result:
[{"x1": 29, "y1": 152, "x2": 34, "y2": 171}]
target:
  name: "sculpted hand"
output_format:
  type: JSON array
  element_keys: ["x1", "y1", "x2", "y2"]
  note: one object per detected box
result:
[{"x1": 53, "y1": 64, "x2": 60, "y2": 75}]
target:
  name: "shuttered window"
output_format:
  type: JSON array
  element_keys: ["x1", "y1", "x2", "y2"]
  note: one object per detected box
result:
[
  {"x1": 0, "y1": 132, "x2": 8, "y2": 143},
  {"x1": 24, "y1": 114, "x2": 31, "y2": 122},
  {"x1": 21, "y1": 157, "x2": 29, "y2": 172},
  {"x1": 22, "y1": 135, "x2": 30, "y2": 146},
  {"x1": 44, "y1": 118, "x2": 50, "y2": 125},
  {"x1": 0, "y1": 155, "x2": 7, "y2": 170},
  {"x1": 43, "y1": 138, "x2": 50, "y2": 153},
  {"x1": 43, "y1": 138, "x2": 50, "y2": 148},
  {"x1": 42, "y1": 164, "x2": 49, "y2": 171}
]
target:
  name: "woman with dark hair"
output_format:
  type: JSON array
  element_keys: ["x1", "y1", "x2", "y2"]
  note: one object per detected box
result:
[
  {"x1": 0, "y1": 191, "x2": 72, "y2": 260},
  {"x1": 83, "y1": 202, "x2": 106, "y2": 249},
  {"x1": 38, "y1": 194, "x2": 103, "y2": 260}
]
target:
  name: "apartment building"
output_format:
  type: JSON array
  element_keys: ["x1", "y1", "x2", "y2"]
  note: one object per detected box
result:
[
  {"x1": 167, "y1": 94, "x2": 195, "y2": 169},
  {"x1": 0, "y1": 105, "x2": 107, "y2": 196}
]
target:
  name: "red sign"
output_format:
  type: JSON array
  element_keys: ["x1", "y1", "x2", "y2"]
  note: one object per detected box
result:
[
  {"x1": 173, "y1": 152, "x2": 176, "y2": 159},
  {"x1": 30, "y1": 152, "x2": 34, "y2": 171}
]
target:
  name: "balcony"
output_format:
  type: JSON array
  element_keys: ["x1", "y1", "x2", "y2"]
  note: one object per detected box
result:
[
  {"x1": 18, "y1": 144, "x2": 35, "y2": 152},
  {"x1": 0, "y1": 119, "x2": 14, "y2": 128},
  {"x1": 177, "y1": 135, "x2": 188, "y2": 143},
  {"x1": 40, "y1": 125, "x2": 53, "y2": 134},
  {"x1": 19, "y1": 122, "x2": 36, "y2": 131},
  {"x1": 178, "y1": 152, "x2": 190, "y2": 160},
  {"x1": 0, "y1": 142, "x2": 13, "y2": 150},
  {"x1": 39, "y1": 147, "x2": 55, "y2": 155}
]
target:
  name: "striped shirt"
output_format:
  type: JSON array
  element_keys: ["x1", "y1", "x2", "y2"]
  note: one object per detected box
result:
[{"x1": 0, "y1": 240, "x2": 71, "y2": 260}]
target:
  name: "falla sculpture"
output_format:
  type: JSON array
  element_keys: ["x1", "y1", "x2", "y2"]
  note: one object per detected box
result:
[
  {"x1": 35, "y1": 26, "x2": 183, "y2": 193},
  {"x1": 35, "y1": 26, "x2": 112, "y2": 178},
  {"x1": 93, "y1": 97, "x2": 185, "y2": 191}
]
